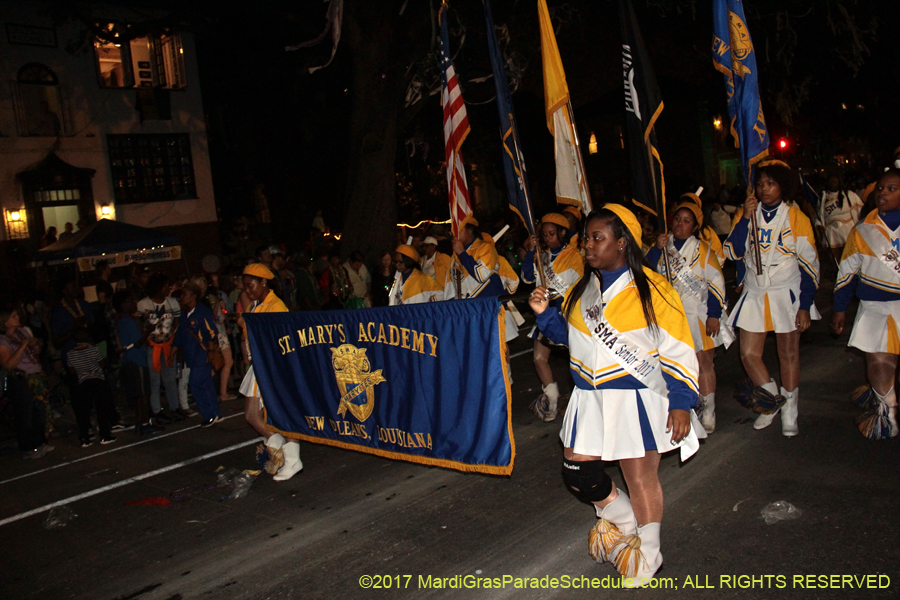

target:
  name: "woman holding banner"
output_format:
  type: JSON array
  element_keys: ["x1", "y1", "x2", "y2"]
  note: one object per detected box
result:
[
  {"x1": 237, "y1": 263, "x2": 302, "y2": 481},
  {"x1": 521, "y1": 212, "x2": 583, "y2": 422},
  {"x1": 831, "y1": 168, "x2": 900, "y2": 439},
  {"x1": 646, "y1": 200, "x2": 730, "y2": 434},
  {"x1": 724, "y1": 160, "x2": 820, "y2": 437},
  {"x1": 388, "y1": 245, "x2": 443, "y2": 305},
  {"x1": 530, "y1": 204, "x2": 702, "y2": 588}
]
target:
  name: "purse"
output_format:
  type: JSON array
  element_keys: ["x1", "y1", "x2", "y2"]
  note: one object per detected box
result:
[
  {"x1": 206, "y1": 341, "x2": 225, "y2": 371},
  {"x1": 190, "y1": 329, "x2": 225, "y2": 371}
]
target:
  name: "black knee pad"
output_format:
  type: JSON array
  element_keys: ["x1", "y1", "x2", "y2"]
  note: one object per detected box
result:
[{"x1": 562, "y1": 458, "x2": 612, "y2": 502}]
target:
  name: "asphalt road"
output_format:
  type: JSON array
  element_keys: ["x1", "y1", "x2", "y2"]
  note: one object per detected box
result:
[{"x1": 2, "y1": 282, "x2": 899, "y2": 600}]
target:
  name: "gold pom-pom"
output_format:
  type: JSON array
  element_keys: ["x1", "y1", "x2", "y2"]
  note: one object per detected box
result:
[
  {"x1": 613, "y1": 533, "x2": 646, "y2": 579},
  {"x1": 588, "y1": 519, "x2": 623, "y2": 564}
]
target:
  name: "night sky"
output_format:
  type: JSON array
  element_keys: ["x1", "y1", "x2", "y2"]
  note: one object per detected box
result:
[{"x1": 178, "y1": 0, "x2": 898, "y2": 241}]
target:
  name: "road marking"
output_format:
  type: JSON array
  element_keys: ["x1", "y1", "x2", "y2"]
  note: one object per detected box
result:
[
  {"x1": 0, "y1": 438, "x2": 259, "y2": 528},
  {"x1": 0, "y1": 413, "x2": 246, "y2": 486}
]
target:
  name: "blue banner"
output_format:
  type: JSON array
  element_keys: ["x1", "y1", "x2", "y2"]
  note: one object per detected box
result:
[
  {"x1": 712, "y1": 0, "x2": 769, "y2": 192},
  {"x1": 484, "y1": 0, "x2": 535, "y2": 235},
  {"x1": 243, "y1": 297, "x2": 514, "y2": 475}
]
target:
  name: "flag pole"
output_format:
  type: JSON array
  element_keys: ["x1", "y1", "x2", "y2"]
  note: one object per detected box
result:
[
  {"x1": 748, "y1": 182, "x2": 763, "y2": 276},
  {"x1": 507, "y1": 112, "x2": 547, "y2": 288},
  {"x1": 565, "y1": 100, "x2": 593, "y2": 214},
  {"x1": 643, "y1": 134, "x2": 672, "y2": 281}
]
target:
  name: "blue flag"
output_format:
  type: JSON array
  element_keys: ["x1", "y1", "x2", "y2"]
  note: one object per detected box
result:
[
  {"x1": 484, "y1": 0, "x2": 535, "y2": 235},
  {"x1": 712, "y1": 0, "x2": 769, "y2": 192},
  {"x1": 244, "y1": 297, "x2": 515, "y2": 475}
]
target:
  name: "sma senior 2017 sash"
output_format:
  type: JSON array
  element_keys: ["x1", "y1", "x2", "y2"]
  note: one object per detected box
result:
[{"x1": 579, "y1": 275, "x2": 668, "y2": 398}]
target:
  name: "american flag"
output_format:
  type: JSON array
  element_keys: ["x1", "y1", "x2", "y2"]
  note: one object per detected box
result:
[{"x1": 439, "y1": 2, "x2": 472, "y2": 238}]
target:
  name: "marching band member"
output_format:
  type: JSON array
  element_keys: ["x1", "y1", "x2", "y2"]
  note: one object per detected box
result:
[
  {"x1": 389, "y1": 245, "x2": 443, "y2": 305},
  {"x1": 530, "y1": 204, "x2": 702, "y2": 588},
  {"x1": 447, "y1": 218, "x2": 504, "y2": 300},
  {"x1": 646, "y1": 199, "x2": 730, "y2": 433},
  {"x1": 678, "y1": 191, "x2": 726, "y2": 264},
  {"x1": 561, "y1": 205, "x2": 583, "y2": 251},
  {"x1": 521, "y1": 212, "x2": 584, "y2": 421},
  {"x1": 724, "y1": 160, "x2": 821, "y2": 437},
  {"x1": 832, "y1": 168, "x2": 900, "y2": 439},
  {"x1": 817, "y1": 173, "x2": 863, "y2": 265},
  {"x1": 237, "y1": 263, "x2": 303, "y2": 481},
  {"x1": 419, "y1": 236, "x2": 454, "y2": 289}
]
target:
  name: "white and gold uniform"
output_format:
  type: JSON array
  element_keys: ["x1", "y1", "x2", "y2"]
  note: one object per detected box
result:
[
  {"x1": 390, "y1": 269, "x2": 443, "y2": 306},
  {"x1": 649, "y1": 235, "x2": 730, "y2": 351},
  {"x1": 536, "y1": 266, "x2": 703, "y2": 461},
  {"x1": 833, "y1": 210, "x2": 900, "y2": 354},
  {"x1": 724, "y1": 202, "x2": 821, "y2": 332},
  {"x1": 818, "y1": 189, "x2": 863, "y2": 248}
]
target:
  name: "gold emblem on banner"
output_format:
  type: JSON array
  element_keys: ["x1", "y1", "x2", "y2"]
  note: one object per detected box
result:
[
  {"x1": 331, "y1": 344, "x2": 385, "y2": 422},
  {"x1": 727, "y1": 11, "x2": 753, "y2": 77}
]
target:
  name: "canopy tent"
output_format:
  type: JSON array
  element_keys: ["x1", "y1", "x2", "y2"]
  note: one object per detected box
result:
[{"x1": 33, "y1": 219, "x2": 182, "y2": 271}]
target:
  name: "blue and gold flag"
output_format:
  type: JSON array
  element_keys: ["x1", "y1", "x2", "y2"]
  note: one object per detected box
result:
[
  {"x1": 712, "y1": 0, "x2": 769, "y2": 191},
  {"x1": 244, "y1": 297, "x2": 514, "y2": 475},
  {"x1": 484, "y1": 0, "x2": 535, "y2": 235}
]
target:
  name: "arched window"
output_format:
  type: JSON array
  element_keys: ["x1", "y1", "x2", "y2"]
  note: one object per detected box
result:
[{"x1": 16, "y1": 63, "x2": 63, "y2": 136}]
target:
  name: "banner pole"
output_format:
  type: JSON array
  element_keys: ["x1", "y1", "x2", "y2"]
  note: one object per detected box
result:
[{"x1": 566, "y1": 100, "x2": 593, "y2": 214}]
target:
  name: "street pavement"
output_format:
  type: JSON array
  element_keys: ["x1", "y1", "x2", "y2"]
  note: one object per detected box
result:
[{"x1": 1, "y1": 279, "x2": 899, "y2": 600}]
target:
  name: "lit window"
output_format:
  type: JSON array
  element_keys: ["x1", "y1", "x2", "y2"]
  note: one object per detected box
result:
[
  {"x1": 93, "y1": 25, "x2": 187, "y2": 89},
  {"x1": 108, "y1": 134, "x2": 196, "y2": 203},
  {"x1": 588, "y1": 133, "x2": 598, "y2": 155}
]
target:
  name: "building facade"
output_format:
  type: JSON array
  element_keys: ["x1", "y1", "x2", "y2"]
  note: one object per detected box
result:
[{"x1": 0, "y1": 2, "x2": 220, "y2": 272}]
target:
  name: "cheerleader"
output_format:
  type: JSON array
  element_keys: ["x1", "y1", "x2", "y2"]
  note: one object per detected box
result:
[
  {"x1": 530, "y1": 204, "x2": 702, "y2": 588},
  {"x1": 389, "y1": 245, "x2": 443, "y2": 305},
  {"x1": 724, "y1": 160, "x2": 821, "y2": 437},
  {"x1": 646, "y1": 200, "x2": 730, "y2": 433},
  {"x1": 677, "y1": 191, "x2": 726, "y2": 265},
  {"x1": 818, "y1": 174, "x2": 863, "y2": 265},
  {"x1": 831, "y1": 168, "x2": 900, "y2": 439},
  {"x1": 521, "y1": 213, "x2": 585, "y2": 421}
]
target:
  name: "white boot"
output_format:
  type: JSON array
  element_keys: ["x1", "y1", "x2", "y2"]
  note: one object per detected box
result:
[
  {"x1": 617, "y1": 522, "x2": 663, "y2": 587},
  {"x1": 543, "y1": 382, "x2": 559, "y2": 422},
  {"x1": 781, "y1": 387, "x2": 799, "y2": 437},
  {"x1": 876, "y1": 387, "x2": 899, "y2": 438},
  {"x1": 753, "y1": 380, "x2": 780, "y2": 430},
  {"x1": 258, "y1": 433, "x2": 285, "y2": 474},
  {"x1": 700, "y1": 393, "x2": 716, "y2": 434},
  {"x1": 589, "y1": 488, "x2": 637, "y2": 563},
  {"x1": 273, "y1": 441, "x2": 303, "y2": 481}
]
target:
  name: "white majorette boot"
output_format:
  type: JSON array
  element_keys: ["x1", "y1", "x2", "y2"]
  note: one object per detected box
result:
[
  {"x1": 589, "y1": 488, "x2": 637, "y2": 563},
  {"x1": 878, "y1": 387, "x2": 899, "y2": 438},
  {"x1": 700, "y1": 393, "x2": 716, "y2": 434},
  {"x1": 257, "y1": 432, "x2": 286, "y2": 474},
  {"x1": 753, "y1": 380, "x2": 780, "y2": 430},
  {"x1": 618, "y1": 522, "x2": 663, "y2": 587},
  {"x1": 273, "y1": 441, "x2": 303, "y2": 481},
  {"x1": 529, "y1": 382, "x2": 560, "y2": 422},
  {"x1": 781, "y1": 387, "x2": 799, "y2": 437},
  {"x1": 543, "y1": 382, "x2": 560, "y2": 421}
]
